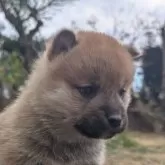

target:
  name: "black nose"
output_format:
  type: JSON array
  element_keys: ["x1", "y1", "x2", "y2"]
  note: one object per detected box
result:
[{"x1": 108, "y1": 115, "x2": 122, "y2": 128}]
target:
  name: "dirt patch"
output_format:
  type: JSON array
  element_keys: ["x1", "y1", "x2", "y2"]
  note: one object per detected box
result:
[
  {"x1": 106, "y1": 131, "x2": 165, "y2": 165},
  {"x1": 107, "y1": 152, "x2": 165, "y2": 165}
]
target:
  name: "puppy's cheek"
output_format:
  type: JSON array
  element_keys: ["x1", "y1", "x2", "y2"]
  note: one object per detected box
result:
[{"x1": 74, "y1": 114, "x2": 109, "y2": 139}]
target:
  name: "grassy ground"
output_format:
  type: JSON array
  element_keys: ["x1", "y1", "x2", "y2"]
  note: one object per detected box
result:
[{"x1": 106, "y1": 131, "x2": 165, "y2": 165}]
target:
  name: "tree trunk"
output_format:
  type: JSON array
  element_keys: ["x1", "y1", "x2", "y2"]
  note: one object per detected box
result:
[
  {"x1": 19, "y1": 38, "x2": 38, "y2": 73},
  {"x1": 159, "y1": 25, "x2": 165, "y2": 107}
]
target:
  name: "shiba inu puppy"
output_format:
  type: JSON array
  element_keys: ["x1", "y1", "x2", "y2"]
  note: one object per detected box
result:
[{"x1": 0, "y1": 29, "x2": 134, "y2": 165}]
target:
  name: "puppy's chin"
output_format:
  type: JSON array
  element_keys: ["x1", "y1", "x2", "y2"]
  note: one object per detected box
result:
[{"x1": 74, "y1": 114, "x2": 126, "y2": 139}]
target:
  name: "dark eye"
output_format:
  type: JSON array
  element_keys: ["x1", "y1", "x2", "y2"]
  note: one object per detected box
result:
[
  {"x1": 76, "y1": 84, "x2": 99, "y2": 98},
  {"x1": 119, "y1": 88, "x2": 126, "y2": 98}
]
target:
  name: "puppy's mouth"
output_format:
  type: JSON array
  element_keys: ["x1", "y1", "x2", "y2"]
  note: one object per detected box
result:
[{"x1": 74, "y1": 114, "x2": 126, "y2": 139}]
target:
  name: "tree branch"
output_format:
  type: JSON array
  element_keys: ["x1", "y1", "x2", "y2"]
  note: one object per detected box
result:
[
  {"x1": 38, "y1": 0, "x2": 57, "y2": 11},
  {"x1": 0, "y1": 0, "x2": 25, "y2": 37},
  {"x1": 28, "y1": 20, "x2": 43, "y2": 38},
  {"x1": 22, "y1": 13, "x2": 32, "y2": 22},
  {"x1": 26, "y1": 4, "x2": 43, "y2": 38},
  {"x1": 10, "y1": 1, "x2": 20, "y2": 17}
]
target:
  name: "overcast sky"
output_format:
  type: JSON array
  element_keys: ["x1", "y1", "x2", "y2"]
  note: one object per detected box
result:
[
  {"x1": 40, "y1": 0, "x2": 165, "y2": 36},
  {"x1": 1, "y1": 0, "x2": 165, "y2": 37},
  {"x1": 0, "y1": 0, "x2": 164, "y2": 53},
  {"x1": 0, "y1": 0, "x2": 164, "y2": 91}
]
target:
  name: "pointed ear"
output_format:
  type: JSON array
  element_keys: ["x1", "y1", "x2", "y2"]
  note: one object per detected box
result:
[{"x1": 46, "y1": 29, "x2": 77, "y2": 61}]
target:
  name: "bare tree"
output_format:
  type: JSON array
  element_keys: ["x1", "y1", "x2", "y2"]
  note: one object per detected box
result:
[{"x1": 0, "y1": 0, "x2": 75, "y2": 72}]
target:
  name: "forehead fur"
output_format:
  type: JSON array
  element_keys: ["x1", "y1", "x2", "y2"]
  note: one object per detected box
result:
[{"x1": 48, "y1": 30, "x2": 134, "y2": 88}]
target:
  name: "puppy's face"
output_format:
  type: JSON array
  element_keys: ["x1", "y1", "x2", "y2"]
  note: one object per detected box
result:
[{"x1": 40, "y1": 29, "x2": 134, "y2": 139}]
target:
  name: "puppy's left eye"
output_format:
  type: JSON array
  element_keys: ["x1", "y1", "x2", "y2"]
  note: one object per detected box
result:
[
  {"x1": 76, "y1": 84, "x2": 99, "y2": 98},
  {"x1": 119, "y1": 88, "x2": 126, "y2": 98}
]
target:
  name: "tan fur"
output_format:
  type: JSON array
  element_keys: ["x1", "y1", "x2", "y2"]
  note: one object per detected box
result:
[{"x1": 0, "y1": 29, "x2": 134, "y2": 165}]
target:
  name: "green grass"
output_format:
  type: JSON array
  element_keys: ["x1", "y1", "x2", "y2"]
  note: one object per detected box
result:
[
  {"x1": 107, "y1": 132, "x2": 139, "y2": 149},
  {"x1": 106, "y1": 132, "x2": 165, "y2": 154},
  {"x1": 105, "y1": 132, "x2": 165, "y2": 165}
]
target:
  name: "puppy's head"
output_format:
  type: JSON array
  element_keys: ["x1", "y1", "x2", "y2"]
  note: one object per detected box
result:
[{"x1": 35, "y1": 29, "x2": 134, "y2": 140}]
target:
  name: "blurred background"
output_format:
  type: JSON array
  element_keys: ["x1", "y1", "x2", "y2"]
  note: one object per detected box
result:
[{"x1": 0, "y1": 0, "x2": 165, "y2": 164}]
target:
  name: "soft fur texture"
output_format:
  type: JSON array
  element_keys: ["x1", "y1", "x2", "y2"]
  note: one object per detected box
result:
[{"x1": 0, "y1": 29, "x2": 134, "y2": 165}]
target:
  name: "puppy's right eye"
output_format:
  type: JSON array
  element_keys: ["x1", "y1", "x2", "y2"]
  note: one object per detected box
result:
[{"x1": 76, "y1": 84, "x2": 99, "y2": 98}]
